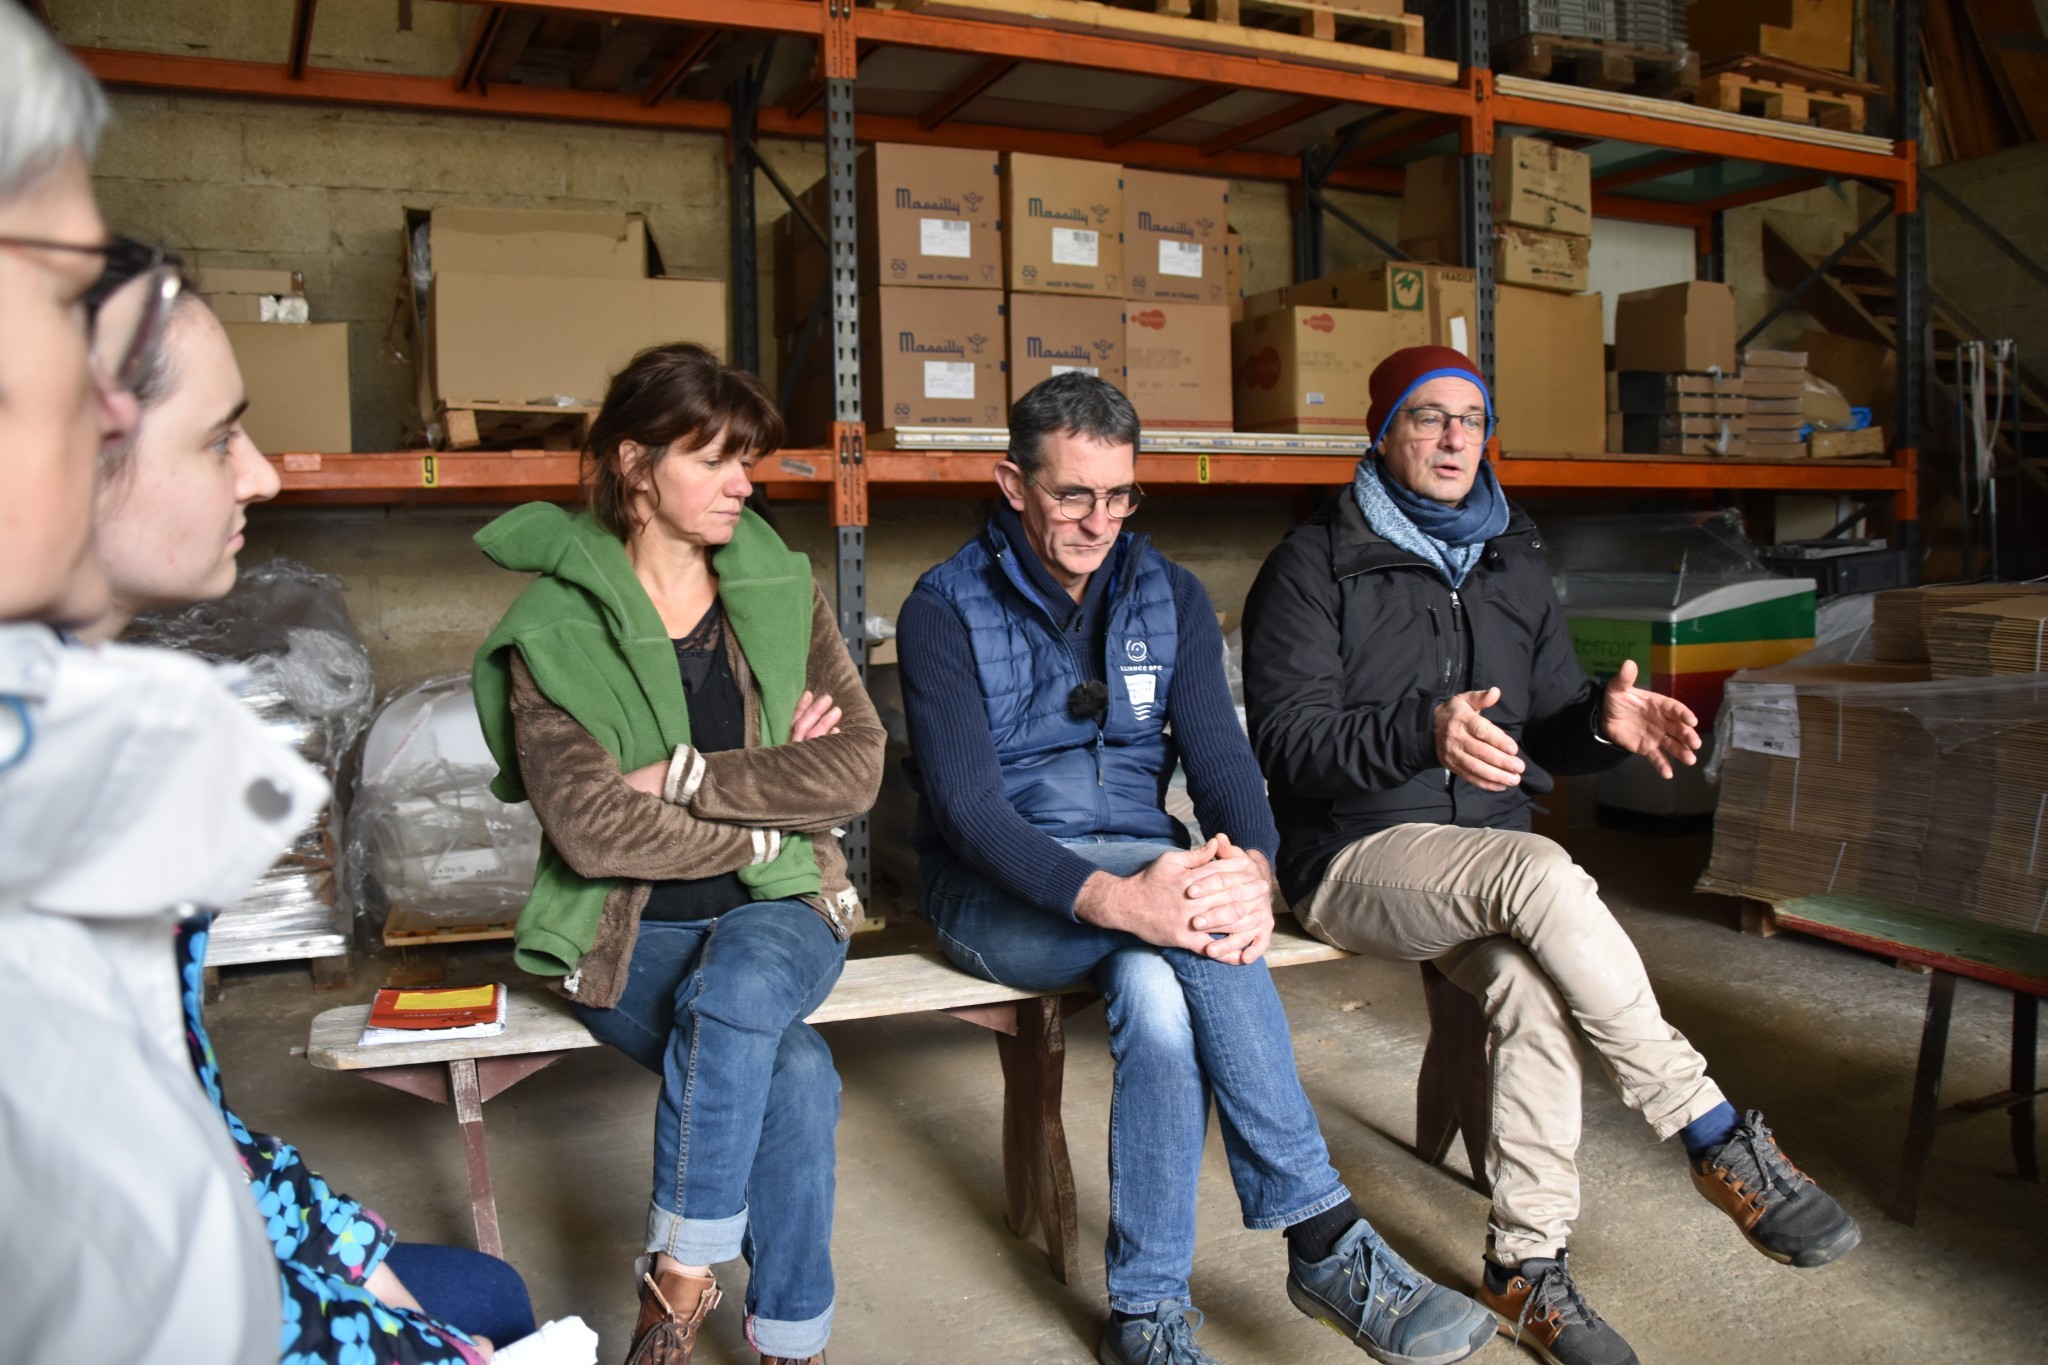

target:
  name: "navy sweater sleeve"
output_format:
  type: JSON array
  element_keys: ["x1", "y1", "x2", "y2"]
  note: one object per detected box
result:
[
  {"x1": 897, "y1": 586, "x2": 1102, "y2": 918},
  {"x1": 1165, "y1": 566, "x2": 1281, "y2": 864}
]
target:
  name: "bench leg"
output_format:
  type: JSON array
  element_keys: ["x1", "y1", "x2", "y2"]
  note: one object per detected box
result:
[
  {"x1": 2015, "y1": 992, "x2": 2040, "y2": 1185},
  {"x1": 1891, "y1": 970, "x2": 1957, "y2": 1225},
  {"x1": 448, "y1": 1058, "x2": 504, "y2": 1258},
  {"x1": 1416, "y1": 962, "x2": 1492, "y2": 1194},
  {"x1": 994, "y1": 997, "x2": 1080, "y2": 1286}
]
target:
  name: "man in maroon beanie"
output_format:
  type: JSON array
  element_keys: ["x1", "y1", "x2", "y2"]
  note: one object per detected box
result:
[{"x1": 1240, "y1": 346, "x2": 1860, "y2": 1365}]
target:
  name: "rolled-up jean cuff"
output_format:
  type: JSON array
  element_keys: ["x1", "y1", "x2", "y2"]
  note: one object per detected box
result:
[
  {"x1": 647, "y1": 1201, "x2": 747, "y2": 1265},
  {"x1": 1243, "y1": 1183, "x2": 1351, "y2": 1233},
  {"x1": 747, "y1": 1304, "x2": 834, "y2": 1359}
]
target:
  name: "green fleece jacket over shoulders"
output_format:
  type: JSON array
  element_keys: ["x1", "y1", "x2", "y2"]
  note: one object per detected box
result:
[{"x1": 472, "y1": 502, "x2": 820, "y2": 979}]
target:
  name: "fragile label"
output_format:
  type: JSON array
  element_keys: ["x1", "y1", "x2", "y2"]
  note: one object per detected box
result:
[
  {"x1": 1730, "y1": 684, "x2": 1801, "y2": 758},
  {"x1": 1051, "y1": 228, "x2": 1099, "y2": 267},
  {"x1": 1051, "y1": 364, "x2": 1099, "y2": 377},
  {"x1": 920, "y1": 217, "x2": 971, "y2": 258},
  {"x1": 1158, "y1": 239, "x2": 1204, "y2": 278},
  {"x1": 924, "y1": 360, "x2": 975, "y2": 400}
]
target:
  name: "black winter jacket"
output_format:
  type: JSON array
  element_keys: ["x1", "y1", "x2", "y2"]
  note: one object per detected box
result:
[{"x1": 1242, "y1": 489, "x2": 1626, "y2": 905}]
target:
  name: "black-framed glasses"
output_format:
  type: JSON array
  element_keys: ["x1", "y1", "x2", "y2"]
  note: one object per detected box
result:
[
  {"x1": 1401, "y1": 406, "x2": 1491, "y2": 437},
  {"x1": 1029, "y1": 475, "x2": 1144, "y2": 521},
  {"x1": 0, "y1": 234, "x2": 182, "y2": 394}
]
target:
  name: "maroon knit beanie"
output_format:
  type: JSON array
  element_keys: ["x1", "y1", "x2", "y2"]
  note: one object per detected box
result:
[{"x1": 1366, "y1": 345, "x2": 1493, "y2": 450}]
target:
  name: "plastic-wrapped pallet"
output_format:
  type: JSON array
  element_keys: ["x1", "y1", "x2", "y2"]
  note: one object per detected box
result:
[
  {"x1": 127, "y1": 559, "x2": 374, "y2": 974},
  {"x1": 1611, "y1": 0, "x2": 1684, "y2": 53},
  {"x1": 1490, "y1": 0, "x2": 1617, "y2": 45},
  {"x1": 344, "y1": 675, "x2": 542, "y2": 941}
]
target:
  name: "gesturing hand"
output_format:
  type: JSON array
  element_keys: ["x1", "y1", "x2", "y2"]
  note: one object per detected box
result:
[
  {"x1": 1433, "y1": 686, "x2": 1525, "y2": 792},
  {"x1": 1601, "y1": 658, "x2": 1700, "y2": 778},
  {"x1": 788, "y1": 690, "x2": 842, "y2": 743}
]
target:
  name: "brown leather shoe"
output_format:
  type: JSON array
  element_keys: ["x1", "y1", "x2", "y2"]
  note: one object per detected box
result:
[{"x1": 624, "y1": 1266, "x2": 720, "y2": 1365}]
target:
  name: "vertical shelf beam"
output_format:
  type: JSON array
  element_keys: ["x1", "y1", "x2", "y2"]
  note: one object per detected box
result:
[
  {"x1": 728, "y1": 47, "x2": 770, "y2": 376},
  {"x1": 1459, "y1": 3, "x2": 1496, "y2": 386},
  {"x1": 823, "y1": 0, "x2": 871, "y2": 897},
  {"x1": 1892, "y1": 0, "x2": 1924, "y2": 565}
]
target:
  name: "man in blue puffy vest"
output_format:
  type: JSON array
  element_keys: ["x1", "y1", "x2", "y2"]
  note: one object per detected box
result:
[{"x1": 897, "y1": 372, "x2": 1493, "y2": 1365}]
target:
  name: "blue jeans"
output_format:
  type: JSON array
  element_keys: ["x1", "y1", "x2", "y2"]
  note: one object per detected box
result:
[
  {"x1": 381, "y1": 1242, "x2": 537, "y2": 1348},
  {"x1": 573, "y1": 900, "x2": 847, "y2": 1358},
  {"x1": 923, "y1": 837, "x2": 1349, "y2": 1314}
]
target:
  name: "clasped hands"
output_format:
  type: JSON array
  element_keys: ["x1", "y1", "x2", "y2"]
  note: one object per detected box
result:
[
  {"x1": 1075, "y1": 833, "x2": 1277, "y2": 966},
  {"x1": 1431, "y1": 657, "x2": 1702, "y2": 792}
]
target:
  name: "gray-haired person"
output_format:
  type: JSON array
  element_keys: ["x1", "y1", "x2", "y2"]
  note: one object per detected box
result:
[{"x1": 0, "y1": 12, "x2": 318, "y2": 1362}]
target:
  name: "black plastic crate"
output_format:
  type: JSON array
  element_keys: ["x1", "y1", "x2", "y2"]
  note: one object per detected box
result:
[{"x1": 1762, "y1": 545, "x2": 1915, "y2": 597}]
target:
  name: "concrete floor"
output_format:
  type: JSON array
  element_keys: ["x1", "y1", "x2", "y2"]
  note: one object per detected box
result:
[{"x1": 210, "y1": 827, "x2": 2048, "y2": 1364}]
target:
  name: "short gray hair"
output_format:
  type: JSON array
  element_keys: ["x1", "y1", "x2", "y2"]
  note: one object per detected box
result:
[
  {"x1": 1007, "y1": 371, "x2": 1141, "y2": 477},
  {"x1": 0, "y1": 7, "x2": 109, "y2": 200}
]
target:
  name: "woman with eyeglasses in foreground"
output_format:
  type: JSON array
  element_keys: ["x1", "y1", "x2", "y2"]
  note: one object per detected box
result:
[
  {"x1": 82, "y1": 242, "x2": 541, "y2": 1363},
  {"x1": 471, "y1": 343, "x2": 884, "y2": 1365}
]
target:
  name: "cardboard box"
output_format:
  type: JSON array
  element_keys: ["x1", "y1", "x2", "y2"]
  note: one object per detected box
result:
[
  {"x1": 1125, "y1": 302, "x2": 1233, "y2": 429},
  {"x1": 195, "y1": 267, "x2": 303, "y2": 297},
  {"x1": 1275, "y1": 262, "x2": 1434, "y2": 319},
  {"x1": 1495, "y1": 286, "x2": 1605, "y2": 455},
  {"x1": 1009, "y1": 294, "x2": 1127, "y2": 396},
  {"x1": 863, "y1": 143, "x2": 1002, "y2": 292},
  {"x1": 1225, "y1": 228, "x2": 1245, "y2": 320},
  {"x1": 207, "y1": 293, "x2": 309, "y2": 325},
  {"x1": 1123, "y1": 169, "x2": 1229, "y2": 304},
  {"x1": 1400, "y1": 136, "x2": 1592, "y2": 241},
  {"x1": 221, "y1": 322, "x2": 351, "y2": 454},
  {"x1": 1004, "y1": 152, "x2": 1124, "y2": 296},
  {"x1": 424, "y1": 207, "x2": 650, "y2": 278},
  {"x1": 1801, "y1": 328, "x2": 1896, "y2": 411},
  {"x1": 1614, "y1": 281, "x2": 1737, "y2": 374},
  {"x1": 1231, "y1": 306, "x2": 1426, "y2": 435},
  {"x1": 863, "y1": 287, "x2": 1008, "y2": 432},
  {"x1": 429, "y1": 272, "x2": 725, "y2": 409},
  {"x1": 1810, "y1": 426, "x2": 1887, "y2": 458},
  {"x1": 1427, "y1": 265, "x2": 1478, "y2": 356},
  {"x1": 1690, "y1": 0, "x2": 1853, "y2": 73},
  {"x1": 1496, "y1": 226, "x2": 1590, "y2": 293},
  {"x1": 1744, "y1": 348, "x2": 1807, "y2": 368},
  {"x1": 1607, "y1": 410, "x2": 1625, "y2": 453}
]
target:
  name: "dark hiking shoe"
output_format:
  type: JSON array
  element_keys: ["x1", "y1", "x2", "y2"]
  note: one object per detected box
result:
[
  {"x1": 1691, "y1": 1109, "x2": 1862, "y2": 1268},
  {"x1": 1287, "y1": 1219, "x2": 1495, "y2": 1364},
  {"x1": 1478, "y1": 1253, "x2": 1637, "y2": 1365},
  {"x1": 1097, "y1": 1303, "x2": 1220, "y2": 1365}
]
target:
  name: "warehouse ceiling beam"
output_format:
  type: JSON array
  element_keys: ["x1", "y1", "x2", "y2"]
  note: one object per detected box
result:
[
  {"x1": 1591, "y1": 150, "x2": 1718, "y2": 192},
  {"x1": 1694, "y1": 174, "x2": 1826, "y2": 215},
  {"x1": 576, "y1": 19, "x2": 664, "y2": 92},
  {"x1": 920, "y1": 56, "x2": 1016, "y2": 131},
  {"x1": 480, "y1": 11, "x2": 542, "y2": 88},
  {"x1": 1199, "y1": 96, "x2": 1336, "y2": 157},
  {"x1": 642, "y1": 28, "x2": 720, "y2": 107},
  {"x1": 288, "y1": 0, "x2": 319, "y2": 80},
  {"x1": 452, "y1": 6, "x2": 504, "y2": 91},
  {"x1": 1104, "y1": 84, "x2": 1231, "y2": 147},
  {"x1": 1335, "y1": 113, "x2": 1457, "y2": 168},
  {"x1": 682, "y1": 31, "x2": 773, "y2": 106}
]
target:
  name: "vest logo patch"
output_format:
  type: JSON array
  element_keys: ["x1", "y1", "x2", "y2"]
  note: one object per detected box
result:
[
  {"x1": 1124, "y1": 639, "x2": 1149, "y2": 663},
  {"x1": 1124, "y1": 671, "x2": 1158, "y2": 721}
]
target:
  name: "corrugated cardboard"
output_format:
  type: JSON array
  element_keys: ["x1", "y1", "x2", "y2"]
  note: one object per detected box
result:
[
  {"x1": 1801, "y1": 328, "x2": 1895, "y2": 410},
  {"x1": 1125, "y1": 302, "x2": 1233, "y2": 429},
  {"x1": 1614, "y1": 281, "x2": 1737, "y2": 374},
  {"x1": 1495, "y1": 135, "x2": 1593, "y2": 235},
  {"x1": 1810, "y1": 426, "x2": 1886, "y2": 458},
  {"x1": 1398, "y1": 152, "x2": 1463, "y2": 244},
  {"x1": 1691, "y1": 0, "x2": 1853, "y2": 73},
  {"x1": 1230, "y1": 306, "x2": 1426, "y2": 435},
  {"x1": 427, "y1": 207, "x2": 650, "y2": 279},
  {"x1": 1495, "y1": 286, "x2": 1605, "y2": 455},
  {"x1": 1122, "y1": 170, "x2": 1230, "y2": 304},
  {"x1": 1426, "y1": 265, "x2": 1478, "y2": 356},
  {"x1": 1225, "y1": 228, "x2": 1245, "y2": 321},
  {"x1": 1009, "y1": 294, "x2": 1127, "y2": 396},
  {"x1": 1496, "y1": 226, "x2": 1590, "y2": 293},
  {"x1": 863, "y1": 287, "x2": 1008, "y2": 432},
  {"x1": 429, "y1": 272, "x2": 725, "y2": 409},
  {"x1": 221, "y1": 322, "x2": 351, "y2": 454},
  {"x1": 863, "y1": 144, "x2": 1004, "y2": 291},
  {"x1": 1276, "y1": 262, "x2": 1434, "y2": 319},
  {"x1": 195, "y1": 267, "x2": 303, "y2": 297},
  {"x1": 1005, "y1": 152, "x2": 1124, "y2": 296},
  {"x1": 772, "y1": 177, "x2": 833, "y2": 337}
]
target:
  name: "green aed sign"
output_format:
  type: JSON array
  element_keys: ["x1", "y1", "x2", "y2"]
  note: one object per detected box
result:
[
  {"x1": 1390, "y1": 265, "x2": 1426, "y2": 312},
  {"x1": 1568, "y1": 617, "x2": 1653, "y2": 681}
]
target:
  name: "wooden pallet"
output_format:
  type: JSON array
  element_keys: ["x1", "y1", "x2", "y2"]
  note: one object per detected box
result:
[
  {"x1": 383, "y1": 906, "x2": 518, "y2": 947},
  {"x1": 439, "y1": 402, "x2": 596, "y2": 452},
  {"x1": 1495, "y1": 32, "x2": 1699, "y2": 99},
  {"x1": 1145, "y1": 0, "x2": 1424, "y2": 54},
  {"x1": 1697, "y1": 56, "x2": 1878, "y2": 132}
]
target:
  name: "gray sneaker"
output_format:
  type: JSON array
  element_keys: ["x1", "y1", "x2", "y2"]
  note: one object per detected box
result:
[
  {"x1": 1288, "y1": 1220, "x2": 1495, "y2": 1364},
  {"x1": 1690, "y1": 1110, "x2": 1861, "y2": 1268},
  {"x1": 1097, "y1": 1303, "x2": 1219, "y2": 1365}
]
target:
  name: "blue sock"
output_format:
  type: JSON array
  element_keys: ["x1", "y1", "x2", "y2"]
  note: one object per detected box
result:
[{"x1": 1679, "y1": 1102, "x2": 1740, "y2": 1159}]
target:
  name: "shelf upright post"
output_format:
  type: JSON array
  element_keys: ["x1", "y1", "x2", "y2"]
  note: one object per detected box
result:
[
  {"x1": 823, "y1": 0, "x2": 871, "y2": 897},
  {"x1": 1892, "y1": 0, "x2": 1923, "y2": 564},
  {"x1": 1294, "y1": 149, "x2": 1326, "y2": 283},
  {"x1": 1457, "y1": 0, "x2": 1495, "y2": 386},
  {"x1": 1700, "y1": 212, "x2": 1726, "y2": 284},
  {"x1": 728, "y1": 48, "x2": 769, "y2": 376}
]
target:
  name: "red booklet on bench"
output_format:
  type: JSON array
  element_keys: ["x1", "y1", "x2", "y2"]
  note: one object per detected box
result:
[{"x1": 367, "y1": 983, "x2": 504, "y2": 1031}]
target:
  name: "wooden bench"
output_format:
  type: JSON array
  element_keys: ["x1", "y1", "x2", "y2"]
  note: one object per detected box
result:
[
  {"x1": 1764, "y1": 894, "x2": 2047, "y2": 1224},
  {"x1": 310, "y1": 919, "x2": 1352, "y2": 1277}
]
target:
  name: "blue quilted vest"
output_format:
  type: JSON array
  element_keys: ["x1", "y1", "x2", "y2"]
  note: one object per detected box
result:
[{"x1": 917, "y1": 518, "x2": 1185, "y2": 843}]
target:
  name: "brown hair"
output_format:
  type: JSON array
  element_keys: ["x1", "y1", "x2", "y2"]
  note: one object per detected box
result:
[{"x1": 584, "y1": 342, "x2": 785, "y2": 539}]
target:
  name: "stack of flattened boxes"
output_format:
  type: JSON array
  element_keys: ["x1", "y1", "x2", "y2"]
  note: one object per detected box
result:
[
  {"x1": 1613, "y1": 281, "x2": 1747, "y2": 455},
  {"x1": 1740, "y1": 346, "x2": 1809, "y2": 455}
]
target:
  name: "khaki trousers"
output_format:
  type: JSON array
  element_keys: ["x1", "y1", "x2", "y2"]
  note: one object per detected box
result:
[{"x1": 1297, "y1": 823, "x2": 1726, "y2": 1265}]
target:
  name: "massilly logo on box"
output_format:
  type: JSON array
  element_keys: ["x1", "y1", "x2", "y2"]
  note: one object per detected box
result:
[
  {"x1": 1029, "y1": 198, "x2": 1113, "y2": 226},
  {"x1": 894, "y1": 188, "x2": 987, "y2": 216},
  {"x1": 898, "y1": 332, "x2": 966, "y2": 356}
]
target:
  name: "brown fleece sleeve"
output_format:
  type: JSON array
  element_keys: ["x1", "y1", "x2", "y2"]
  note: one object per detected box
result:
[
  {"x1": 686, "y1": 581, "x2": 886, "y2": 831},
  {"x1": 508, "y1": 652, "x2": 765, "y2": 881}
]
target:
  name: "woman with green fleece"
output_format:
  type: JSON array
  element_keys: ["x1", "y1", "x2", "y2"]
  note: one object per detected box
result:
[{"x1": 472, "y1": 344, "x2": 885, "y2": 1365}]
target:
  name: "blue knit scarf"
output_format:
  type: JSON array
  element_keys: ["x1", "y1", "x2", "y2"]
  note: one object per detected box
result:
[{"x1": 1351, "y1": 457, "x2": 1511, "y2": 587}]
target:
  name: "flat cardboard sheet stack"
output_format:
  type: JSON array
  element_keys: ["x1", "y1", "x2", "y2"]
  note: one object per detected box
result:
[
  {"x1": 1928, "y1": 596, "x2": 2048, "y2": 678},
  {"x1": 1616, "y1": 370, "x2": 1747, "y2": 455},
  {"x1": 1739, "y1": 346, "x2": 1807, "y2": 455},
  {"x1": 1872, "y1": 583, "x2": 2048, "y2": 661}
]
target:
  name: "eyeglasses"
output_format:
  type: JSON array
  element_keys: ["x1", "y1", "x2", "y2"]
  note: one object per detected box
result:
[
  {"x1": 1401, "y1": 406, "x2": 1490, "y2": 437},
  {"x1": 1029, "y1": 475, "x2": 1144, "y2": 521},
  {"x1": 0, "y1": 235, "x2": 182, "y2": 395}
]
